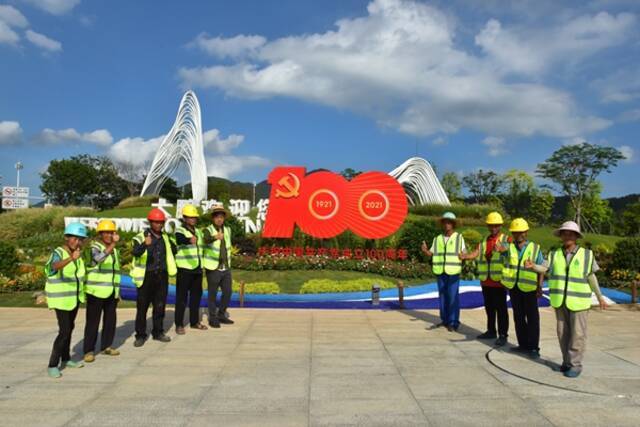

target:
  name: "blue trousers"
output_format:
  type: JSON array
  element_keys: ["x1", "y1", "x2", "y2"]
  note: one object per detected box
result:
[{"x1": 437, "y1": 274, "x2": 460, "y2": 327}]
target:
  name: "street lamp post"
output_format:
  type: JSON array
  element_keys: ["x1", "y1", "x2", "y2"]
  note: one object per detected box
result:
[{"x1": 15, "y1": 162, "x2": 23, "y2": 187}]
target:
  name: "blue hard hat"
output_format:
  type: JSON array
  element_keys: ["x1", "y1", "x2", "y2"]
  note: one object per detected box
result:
[{"x1": 64, "y1": 222, "x2": 88, "y2": 238}]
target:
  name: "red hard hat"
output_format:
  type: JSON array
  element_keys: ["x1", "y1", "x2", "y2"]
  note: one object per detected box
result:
[{"x1": 147, "y1": 208, "x2": 166, "y2": 222}]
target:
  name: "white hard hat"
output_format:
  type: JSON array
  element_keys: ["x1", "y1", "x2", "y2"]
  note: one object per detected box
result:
[{"x1": 554, "y1": 221, "x2": 582, "y2": 238}]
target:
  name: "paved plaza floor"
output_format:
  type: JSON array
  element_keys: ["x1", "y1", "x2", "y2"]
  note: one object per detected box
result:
[{"x1": 0, "y1": 305, "x2": 639, "y2": 426}]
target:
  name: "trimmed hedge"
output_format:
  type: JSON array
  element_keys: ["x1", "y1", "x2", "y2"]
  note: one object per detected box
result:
[
  {"x1": 231, "y1": 281, "x2": 280, "y2": 294},
  {"x1": 300, "y1": 278, "x2": 396, "y2": 294},
  {"x1": 116, "y1": 195, "x2": 159, "y2": 209}
]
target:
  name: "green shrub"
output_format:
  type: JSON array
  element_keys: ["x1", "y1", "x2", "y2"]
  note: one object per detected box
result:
[
  {"x1": 0, "y1": 206, "x2": 95, "y2": 241},
  {"x1": 461, "y1": 229, "x2": 482, "y2": 249},
  {"x1": 0, "y1": 241, "x2": 20, "y2": 277},
  {"x1": 232, "y1": 281, "x2": 280, "y2": 294},
  {"x1": 116, "y1": 195, "x2": 158, "y2": 209},
  {"x1": 300, "y1": 278, "x2": 396, "y2": 294},
  {"x1": 611, "y1": 238, "x2": 640, "y2": 273},
  {"x1": 396, "y1": 219, "x2": 438, "y2": 261}
]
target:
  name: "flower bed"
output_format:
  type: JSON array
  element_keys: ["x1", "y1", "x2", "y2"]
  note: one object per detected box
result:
[{"x1": 232, "y1": 254, "x2": 432, "y2": 280}]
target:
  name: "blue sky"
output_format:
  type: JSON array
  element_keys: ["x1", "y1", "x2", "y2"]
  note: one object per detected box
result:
[{"x1": 0, "y1": 0, "x2": 639, "y2": 198}]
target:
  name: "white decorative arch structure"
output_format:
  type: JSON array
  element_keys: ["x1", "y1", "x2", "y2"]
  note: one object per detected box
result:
[
  {"x1": 389, "y1": 157, "x2": 450, "y2": 206},
  {"x1": 140, "y1": 90, "x2": 208, "y2": 201}
]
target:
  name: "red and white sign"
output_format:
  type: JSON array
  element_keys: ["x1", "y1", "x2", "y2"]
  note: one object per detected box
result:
[
  {"x1": 2, "y1": 186, "x2": 29, "y2": 198},
  {"x1": 263, "y1": 167, "x2": 408, "y2": 239},
  {"x1": 2, "y1": 198, "x2": 29, "y2": 209}
]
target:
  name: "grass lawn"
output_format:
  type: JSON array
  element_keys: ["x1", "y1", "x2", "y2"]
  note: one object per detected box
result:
[
  {"x1": 458, "y1": 225, "x2": 621, "y2": 251},
  {"x1": 0, "y1": 292, "x2": 137, "y2": 308}
]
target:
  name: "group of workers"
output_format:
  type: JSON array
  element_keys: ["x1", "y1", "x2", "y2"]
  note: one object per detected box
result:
[
  {"x1": 422, "y1": 211, "x2": 607, "y2": 378},
  {"x1": 44, "y1": 204, "x2": 233, "y2": 379},
  {"x1": 44, "y1": 202, "x2": 605, "y2": 380}
]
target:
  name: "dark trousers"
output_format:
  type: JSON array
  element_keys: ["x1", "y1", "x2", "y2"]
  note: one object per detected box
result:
[
  {"x1": 135, "y1": 270, "x2": 168, "y2": 339},
  {"x1": 175, "y1": 268, "x2": 203, "y2": 327},
  {"x1": 436, "y1": 274, "x2": 460, "y2": 327},
  {"x1": 206, "y1": 269, "x2": 232, "y2": 318},
  {"x1": 510, "y1": 286, "x2": 540, "y2": 351},
  {"x1": 482, "y1": 286, "x2": 509, "y2": 337},
  {"x1": 49, "y1": 307, "x2": 79, "y2": 368},
  {"x1": 83, "y1": 293, "x2": 118, "y2": 354}
]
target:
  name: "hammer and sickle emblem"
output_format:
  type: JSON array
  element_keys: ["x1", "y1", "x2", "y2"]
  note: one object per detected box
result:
[{"x1": 275, "y1": 172, "x2": 301, "y2": 198}]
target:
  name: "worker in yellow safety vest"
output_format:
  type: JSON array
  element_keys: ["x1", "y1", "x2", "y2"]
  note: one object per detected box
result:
[
  {"x1": 421, "y1": 212, "x2": 466, "y2": 332},
  {"x1": 499, "y1": 218, "x2": 545, "y2": 359},
  {"x1": 44, "y1": 222, "x2": 88, "y2": 378},
  {"x1": 461, "y1": 211, "x2": 510, "y2": 346},
  {"x1": 203, "y1": 204, "x2": 234, "y2": 328},
  {"x1": 82, "y1": 219, "x2": 122, "y2": 363},
  {"x1": 130, "y1": 208, "x2": 177, "y2": 347},
  {"x1": 173, "y1": 204, "x2": 207, "y2": 334},
  {"x1": 530, "y1": 221, "x2": 607, "y2": 378}
]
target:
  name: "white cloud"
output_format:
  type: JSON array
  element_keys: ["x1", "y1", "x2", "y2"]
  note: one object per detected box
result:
[
  {"x1": 481, "y1": 136, "x2": 507, "y2": 156},
  {"x1": 22, "y1": 0, "x2": 81, "y2": 15},
  {"x1": 34, "y1": 128, "x2": 112, "y2": 145},
  {"x1": 189, "y1": 33, "x2": 266, "y2": 59},
  {"x1": 618, "y1": 145, "x2": 634, "y2": 163},
  {"x1": 203, "y1": 129, "x2": 245, "y2": 154},
  {"x1": 205, "y1": 155, "x2": 271, "y2": 179},
  {"x1": 0, "y1": 121, "x2": 23, "y2": 144},
  {"x1": 180, "y1": 0, "x2": 612, "y2": 140},
  {"x1": 592, "y1": 66, "x2": 640, "y2": 103},
  {"x1": 476, "y1": 12, "x2": 636, "y2": 76},
  {"x1": 25, "y1": 29, "x2": 62, "y2": 52},
  {"x1": 0, "y1": 5, "x2": 28, "y2": 28},
  {"x1": 432, "y1": 136, "x2": 447, "y2": 146},
  {"x1": 0, "y1": 21, "x2": 20, "y2": 45},
  {"x1": 107, "y1": 135, "x2": 165, "y2": 167}
]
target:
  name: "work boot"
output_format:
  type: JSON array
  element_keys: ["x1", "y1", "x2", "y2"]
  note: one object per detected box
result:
[
  {"x1": 62, "y1": 360, "x2": 84, "y2": 369},
  {"x1": 477, "y1": 331, "x2": 497, "y2": 339},
  {"x1": 564, "y1": 368, "x2": 581, "y2": 378},
  {"x1": 153, "y1": 334, "x2": 171, "y2": 343},
  {"x1": 528, "y1": 349, "x2": 541, "y2": 359},
  {"x1": 446, "y1": 325, "x2": 454, "y2": 332},
  {"x1": 176, "y1": 326, "x2": 186, "y2": 335},
  {"x1": 134, "y1": 337, "x2": 146, "y2": 347},
  {"x1": 209, "y1": 317, "x2": 221, "y2": 328},
  {"x1": 83, "y1": 352, "x2": 95, "y2": 363},
  {"x1": 47, "y1": 367, "x2": 62, "y2": 379},
  {"x1": 495, "y1": 336, "x2": 507, "y2": 347},
  {"x1": 102, "y1": 348, "x2": 120, "y2": 356},
  {"x1": 219, "y1": 313, "x2": 234, "y2": 325}
]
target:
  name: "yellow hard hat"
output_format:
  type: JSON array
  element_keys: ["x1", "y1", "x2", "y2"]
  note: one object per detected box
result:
[
  {"x1": 486, "y1": 211, "x2": 504, "y2": 225},
  {"x1": 182, "y1": 204, "x2": 200, "y2": 218},
  {"x1": 509, "y1": 218, "x2": 529, "y2": 233},
  {"x1": 96, "y1": 219, "x2": 116, "y2": 233}
]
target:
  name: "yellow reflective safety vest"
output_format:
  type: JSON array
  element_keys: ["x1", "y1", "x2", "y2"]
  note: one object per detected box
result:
[
  {"x1": 174, "y1": 225, "x2": 204, "y2": 270},
  {"x1": 130, "y1": 231, "x2": 177, "y2": 287},
  {"x1": 431, "y1": 232, "x2": 463, "y2": 276},
  {"x1": 85, "y1": 241, "x2": 121, "y2": 299},
  {"x1": 477, "y1": 233, "x2": 509, "y2": 282},
  {"x1": 203, "y1": 225, "x2": 232, "y2": 271},
  {"x1": 44, "y1": 246, "x2": 86, "y2": 311},
  {"x1": 502, "y1": 242, "x2": 541, "y2": 292},
  {"x1": 548, "y1": 247, "x2": 594, "y2": 311}
]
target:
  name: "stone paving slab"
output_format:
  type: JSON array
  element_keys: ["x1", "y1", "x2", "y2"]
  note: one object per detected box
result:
[{"x1": 0, "y1": 306, "x2": 639, "y2": 426}]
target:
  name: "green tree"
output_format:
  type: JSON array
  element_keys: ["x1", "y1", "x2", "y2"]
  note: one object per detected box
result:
[
  {"x1": 536, "y1": 142, "x2": 624, "y2": 228},
  {"x1": 159, "y1": 177, "x2": 181, "y2": 202},
  {"x1": 441, "y1": 172, "x2": 463, "y2": 202},
  {"x1": 621, "y1": 201, "x2": 640, "y2": 236},
  {"x1": 462, "y1": 169, "x2": 503, "y2": 204},
  {"x1": 566, "y1": 182, "x2": 612, "y2": 233},
  {"x1": 40, "y1": 155, "x2": 128, "y2": 209},
  {"x1": 529, "y1": 189, "x2": 554, "y2": 225},
  {"x1": 340, "y1": 168, "x2": 361, "y2": 180},
  {"x1": 501, "y1": 169, "x2": 535, "y2": 218}
]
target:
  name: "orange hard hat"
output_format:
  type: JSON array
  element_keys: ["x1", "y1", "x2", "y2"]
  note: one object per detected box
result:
[{"x1": 147, "y1": 208, "x2": 166, "y2": 222}]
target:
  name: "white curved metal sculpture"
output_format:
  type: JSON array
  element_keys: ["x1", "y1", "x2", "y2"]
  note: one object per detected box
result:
[
  {"x1": 141, "y1": 91, "x2": 208, "y2": 201},
  {"x1": 389, "y1": 157, "x2": 450, "y2": 206}
]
